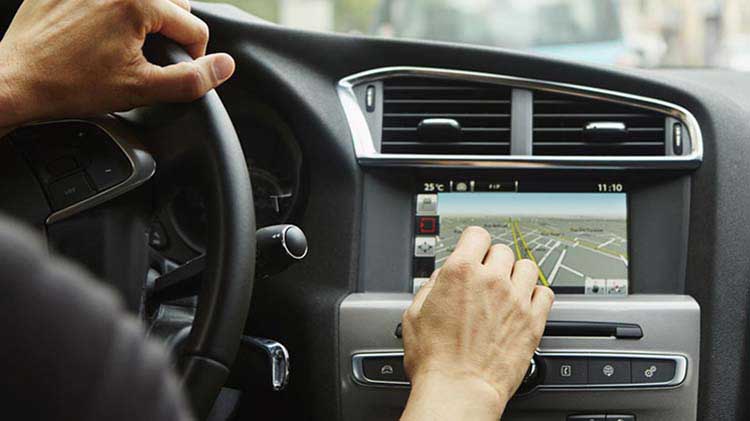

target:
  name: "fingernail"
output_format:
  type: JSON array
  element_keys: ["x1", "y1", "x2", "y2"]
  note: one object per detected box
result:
[{"x1": 212, "y1": 54, "x2": 235, "y2": 82}]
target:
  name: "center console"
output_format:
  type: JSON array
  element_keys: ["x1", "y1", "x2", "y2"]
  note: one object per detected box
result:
[{"x1": 336, "y1": 67, "x2": 702, "y2": 420}]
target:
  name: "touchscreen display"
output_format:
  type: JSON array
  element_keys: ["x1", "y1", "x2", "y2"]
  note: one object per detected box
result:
[{"x1": 414, "y1": 181, "x2": 628, "y2": 295}]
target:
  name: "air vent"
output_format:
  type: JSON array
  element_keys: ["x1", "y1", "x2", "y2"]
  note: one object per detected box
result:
[
  {"x1": 533, "y1": 92, "x2": 666, "y2": 156},
  {"x1": 382, "y1": 77, "x2": 511, "y2": 155}
]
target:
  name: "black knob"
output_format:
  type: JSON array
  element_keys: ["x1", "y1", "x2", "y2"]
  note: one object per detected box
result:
[
  {"x1": 256, "y1": 224, "x2": 308, "y2": 278},
  {"x1": 515, "y1": 356, "x2": 541, "y2": 397}
]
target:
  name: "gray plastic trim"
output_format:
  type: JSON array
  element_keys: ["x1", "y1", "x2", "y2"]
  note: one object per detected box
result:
[
  {"x1": 339, "y1": 293, "x2": 700, "y2": 421},
  {"x1": 43, "y1": 116, "x2": 156, "y2": 224},
  {"x1": 337, "y1": 66, "x2": 703, "y2": 169}
]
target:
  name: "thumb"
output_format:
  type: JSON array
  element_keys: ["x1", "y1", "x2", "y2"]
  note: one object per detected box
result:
[{"x1": 139, "y1": 53, "x2": 235, "y2": 103}]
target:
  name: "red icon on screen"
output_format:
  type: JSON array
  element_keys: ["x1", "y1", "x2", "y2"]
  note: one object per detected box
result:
[{"x1": 417, "y1": 216, "x2": 439, "y2": 235}]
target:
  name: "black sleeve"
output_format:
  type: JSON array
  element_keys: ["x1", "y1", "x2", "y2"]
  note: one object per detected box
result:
[{"x1": 0, "y1": 216, "x2": 194, "y2": 421}]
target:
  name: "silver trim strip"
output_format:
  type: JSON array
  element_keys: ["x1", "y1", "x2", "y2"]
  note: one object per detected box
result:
[
  {"x1": 242, "y1": 336, "x2": 291, "y2": 391},
  {"x1": 351, "y1": 350, "x2": 687, "y2": 390},
  {"x1": 337, "y1": 66, "x2": 703, "y2": 169},
  {"x1": 39, "y1": 116, "x2": 156, "y2": 224}
]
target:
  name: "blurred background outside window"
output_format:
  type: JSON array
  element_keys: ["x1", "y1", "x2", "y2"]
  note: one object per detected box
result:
[{"x1": 201, "y1": 0, "x2": 750, "y2": 69}]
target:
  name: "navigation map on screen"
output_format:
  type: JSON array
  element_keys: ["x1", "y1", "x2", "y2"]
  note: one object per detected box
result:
[{"x1": 414, "y1": 186, "x2": 629, "y2": 295}]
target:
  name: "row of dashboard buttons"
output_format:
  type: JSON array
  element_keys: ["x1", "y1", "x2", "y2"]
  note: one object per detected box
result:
[
  {"x1": 545, "y1": 357, "x2": 677, "y2": 386},
  {"x1": 353, "y1": 352, "x2": 684, "y2": 389}
]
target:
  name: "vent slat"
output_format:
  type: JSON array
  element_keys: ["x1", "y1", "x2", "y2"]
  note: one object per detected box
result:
[
  {"x1": 384, "y1": 113, "x2": 510, "y2": 117},
  {"x1": 533, "y1": 127, "x2": 664, "y2": 133},
  {"x1": 381, "y1": 76, "x2": 512, "y2": 155},
  {"x1": 535, "y1": 113, "x2": 655, "y2": 118},
  {"x1": 385, "y1": 99, "x2": 511, "y2": 104},
  {"x1": 533, "y1": 92, "x2": 667, "y2": 156},
  {"x1": 384, "y1": 127, "x2": 510, "y2": 133}
]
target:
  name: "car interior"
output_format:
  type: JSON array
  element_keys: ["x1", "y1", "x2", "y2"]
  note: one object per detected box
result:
[{"x1": 0, "y1": 1, "x2": 748, "y2": 420}]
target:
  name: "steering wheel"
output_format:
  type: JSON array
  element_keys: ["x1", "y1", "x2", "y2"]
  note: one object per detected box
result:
[{"x1": 140, "y1": 38, "x2": 256, "y2": 419}]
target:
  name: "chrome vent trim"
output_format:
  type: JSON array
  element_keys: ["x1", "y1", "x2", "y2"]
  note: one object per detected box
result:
[{"x1": 337, "y1": 66, "x2": 703, "y2": 169}]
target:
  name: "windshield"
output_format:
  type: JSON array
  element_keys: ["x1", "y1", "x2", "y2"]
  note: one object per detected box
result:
[{"x1": 206, "y1": 0, "x2": 750, "y2": 70}]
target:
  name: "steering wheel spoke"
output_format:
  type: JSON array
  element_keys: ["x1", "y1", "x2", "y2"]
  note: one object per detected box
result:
[{"x1": 9, "y1": 117, "x2": 156, "y2": 225}]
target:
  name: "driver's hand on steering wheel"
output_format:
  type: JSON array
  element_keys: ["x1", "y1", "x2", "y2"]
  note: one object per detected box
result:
[
  {"x1": 0, "y1": 0, "x2": 235, "y2": 131},
  {"x1": 401, "y1": 226, "x2": 555, "y2": 420}
]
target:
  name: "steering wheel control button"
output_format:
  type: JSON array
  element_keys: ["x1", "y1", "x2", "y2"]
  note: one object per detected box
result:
[
  {"x1": 414, "y1": 236, "x2": 436, "y2": 257},
  {"x1": 543, "y1": 357, "x2": 588, "y2": 385},
  {"x1": 631, "y1": 359, "x2": 676, "y2": 384},
  {"x1": 87, "y1": 158, "x2": 130, "y2": 191},
  {"x1": 568, "y1": 416, "x2": 606, "y2": 421},
  {"x1": 84, "y1": 141, "x2": 131, "y2": 191},
  {"x1": 46, "y1": 156, "x2": 79, "y2": 178},
  {"x1": 48, "y1": 172, "x2": 95, "y2": 210},
  {"x1": 588, "y1": 358, "x2": 630, "y2": 384},
  {"x1": 361, "y1": 356, "x2": 407, "y2": 383}
]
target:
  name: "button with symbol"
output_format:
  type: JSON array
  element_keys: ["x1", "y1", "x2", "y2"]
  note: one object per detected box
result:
[
  {"x1": 416, "y1": 216, "x2": 440, "y2": 235},
  {"x1": 561, "y1": 364, "x2": 572, "y2": 377},
  {"x1": 47, "y1": 172, "x2": 95, "y2": 210},
  {"x1": 451, "y1": 180, "x2": 475, "y2": 192},
  {"x1": 416, "y1": 194, "x2": 438, "y2": 215},
  {"x1": 414, "y1": 237, "x2": 437, "y2": 257},
  {"x1": 588, "y1": 358, "x2": 630, "y2": 384},
  {"x1": 543, "y1": 357, "x2": 587, "y2": 385},
  {"x1": 360, "y1": 356, "x2": 407, "y2": 383},
  {"x1": 631, "y1": 359, "x2": 676, "y2": 384}
]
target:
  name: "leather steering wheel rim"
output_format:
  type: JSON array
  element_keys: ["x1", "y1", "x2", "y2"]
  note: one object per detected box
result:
[{"x1": 144, "y1": 38, "x2": 256, "y2": 419}]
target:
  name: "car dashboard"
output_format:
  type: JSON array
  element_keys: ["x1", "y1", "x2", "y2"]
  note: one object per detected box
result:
[{"x1": 2, "y1": 2, "x2": 750, "y2": 420}]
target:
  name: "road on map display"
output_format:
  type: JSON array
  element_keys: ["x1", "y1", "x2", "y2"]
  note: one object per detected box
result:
[{"x1": 434, "y1": 216, "x2": 628, "y2": 288}]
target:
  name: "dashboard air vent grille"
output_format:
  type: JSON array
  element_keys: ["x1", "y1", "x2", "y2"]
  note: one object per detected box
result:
[
  {"x1": 533, "y1": 91, "x2": 666, "y2": 156},
  {"x1": 382, "y1": 77, "x2": 511, "y2": 155}
]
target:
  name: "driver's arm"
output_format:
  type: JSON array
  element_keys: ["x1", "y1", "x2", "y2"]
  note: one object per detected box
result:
[
  {"x1": 0, "y1": 217, "x2": 196, "y2": 421},
  {"x1": 401, "y1": 227, "x2": 554, "y2": 420},
  {"x1": 0, "y1": 0, "x2": 235, "y2": 131},
  {"x1": 0, "y1": 0, "x2": 235, "y2": 419}
]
